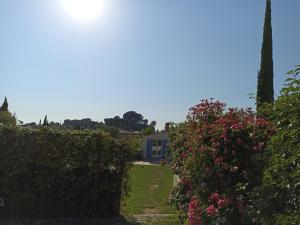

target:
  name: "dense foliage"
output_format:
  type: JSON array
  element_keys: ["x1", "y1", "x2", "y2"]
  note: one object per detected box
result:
[
  {"x1": 0, "y1": 97, "x2": 16, "y2": 126},
  {"x1": 0, "y1": 126, "x2": 133, "y2": 218},
  {"x1": 23, "y1": 111, "x2": 156, "y2": 133},
  {"x1": 0, "y1": 111, "x2": 16, "y2": 126},
  {"x1": 169, "y1": 99, "x2": 274, "y2": 225},
  {"x1": 254, "y1": 65, "x2": 300, "y2": 225},
  {"x1": 104, "y1": 111, "x2": 156, "y2": 132},
  {"x1": 257, "y1": 0, "x2": 274, "y2": 111}
]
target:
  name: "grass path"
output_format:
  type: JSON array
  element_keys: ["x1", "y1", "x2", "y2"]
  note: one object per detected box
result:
[{"x1": 122, "y1": 165, "x2": 178, "y2": 224}]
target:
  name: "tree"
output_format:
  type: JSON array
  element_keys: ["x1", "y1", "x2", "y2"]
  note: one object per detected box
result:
[
  {"x1": 0, "y1": 97, "x2": 8, "y2": 111},
  {"x1": 0, "y1": 111, "x2": 16, "y2": 125},
  {"x1": 123, "y1": 111, "x2": 143, "y2": 123},
  {"x1": 143, "y1": 119, "x2": 148, "y2": 125},
  {"x1": 150, "y1": 121, "x2": 156, "y2": 128},
  {"x1": 142, "y1": 126, "x2": 155, "y2": 135},
  {"x1": 0, "y1": 97, "x2": 16, "y2": 125},
  {"x1": 104, "y1": 111, "x2": 153, "y2": 132},
  {"x1": 43, "y1": 115, "x2": 49, "y2": 126},
  {"x1": 257, "y1": 0, "x2": 274, "y2": 112}
]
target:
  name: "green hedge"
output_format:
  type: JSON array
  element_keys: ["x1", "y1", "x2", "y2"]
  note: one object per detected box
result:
[
  {"x1": 0, "y1": 126, "x2": 132, "y2": 218},
  {"x1": 253, "y1": 66, "x2": 300, "y2": 225}
]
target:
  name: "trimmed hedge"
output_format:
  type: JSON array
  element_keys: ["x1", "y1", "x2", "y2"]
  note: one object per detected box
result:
[{"x1": 0, "y1": 126, "x2": 132, "y2": 218}]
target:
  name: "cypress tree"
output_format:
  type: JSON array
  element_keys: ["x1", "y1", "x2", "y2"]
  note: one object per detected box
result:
[
  {"x1": 0, "y1": 97, "x2": 8, "y2": 111},
  {"x1": 257, "y1": 0, "x2": 274, "y2": 111},
  {"x1": 43, "y1": 115, "x2": 49, "y2": 126}
]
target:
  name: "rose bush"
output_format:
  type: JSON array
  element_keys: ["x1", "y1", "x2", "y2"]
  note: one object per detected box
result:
[{"x1": 169, "y1": 99, "x2": 274, "y2": 225}]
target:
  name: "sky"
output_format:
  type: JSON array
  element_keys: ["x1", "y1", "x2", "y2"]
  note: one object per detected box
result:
[{"x1": 0, "y1": 0, "x2": 299, "y2": 129}]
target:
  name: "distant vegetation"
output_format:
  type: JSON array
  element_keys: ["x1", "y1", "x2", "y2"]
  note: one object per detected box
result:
[
  {"x1": 104, "y1": 111, "x2": 156, "y2": 132},
  {"x1": 21, "y1": 111, "x2": 156, "y2": 134}
]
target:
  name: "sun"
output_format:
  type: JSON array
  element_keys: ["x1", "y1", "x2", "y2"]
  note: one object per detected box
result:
[{"x1": 62, "y1": 0, "x2": 105, "y2": 23}]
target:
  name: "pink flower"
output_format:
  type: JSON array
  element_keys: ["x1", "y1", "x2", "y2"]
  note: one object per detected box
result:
[
  {"x1": 181, "y1": 152, "x2": 188, "y2": 159},
  {"x1": 206, "y1": 204, "x2": 217, "y2": 217},
  {"x1": 213, "y1": 192, "x2": 220, "y2": 201},
  {"x1": 189, "y1": 198, "x2": 198, "y2": 210},
  {"x1": 217, "y1": 197, "x2": 231, "y2": 208},
  {"x1": 217, "y1": 199, "x2": 226, "y2": 208},
  {"x1": 188, "y1": 197, "x2": 202, "y2": 225},
  {"x1": 209, "y1": 192, "x2": 220, "y2": 202}
]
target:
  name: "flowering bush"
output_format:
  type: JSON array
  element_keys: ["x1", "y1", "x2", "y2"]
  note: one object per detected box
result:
[{"x1": 169, "y1": 99, "x2": 274, "y2": 225}]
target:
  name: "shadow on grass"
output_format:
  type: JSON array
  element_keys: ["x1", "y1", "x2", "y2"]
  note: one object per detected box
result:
[{"x1": 0, "y1": 216, "x2": 141, "y2": 225}]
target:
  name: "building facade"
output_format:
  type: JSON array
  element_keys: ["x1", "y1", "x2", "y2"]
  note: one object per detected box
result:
[{"x1": 142, "y1": 132, "x2": 170, "y2": 161}]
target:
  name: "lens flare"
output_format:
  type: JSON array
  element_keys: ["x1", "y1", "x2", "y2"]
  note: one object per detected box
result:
[{"x1": 62, "y1": 0, "x2": 105, "y2": 23}]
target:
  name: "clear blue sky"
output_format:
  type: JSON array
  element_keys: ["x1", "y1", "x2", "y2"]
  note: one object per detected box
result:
[{"x1": 1, "y1": 0, "x2": 299, "y2": 129}]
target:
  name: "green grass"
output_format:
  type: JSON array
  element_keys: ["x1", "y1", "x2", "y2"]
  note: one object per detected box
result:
[
  {"x1": 121, "y1": 165, "x2": 176, "y2": 215},
  {"x1": 146, "y1": 215, "x2": 179, "y2": 225}
]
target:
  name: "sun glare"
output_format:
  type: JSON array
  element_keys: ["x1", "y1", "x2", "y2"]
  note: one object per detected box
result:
[{"x1": 62, "y1": 0, "x2": 105, "y2": 23}]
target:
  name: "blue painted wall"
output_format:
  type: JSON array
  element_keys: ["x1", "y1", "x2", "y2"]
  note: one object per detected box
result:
[
  {"x1": 145, "y1": 139, "x2": 169, "y2": 161},
  {"x1": 146, "y1": 139, "x2": 152, "y2": 160}
]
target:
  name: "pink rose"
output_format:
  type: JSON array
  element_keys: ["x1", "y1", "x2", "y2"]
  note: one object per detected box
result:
[{"x1": 206, "y1": 204, "x2": 217, "y2": 217}]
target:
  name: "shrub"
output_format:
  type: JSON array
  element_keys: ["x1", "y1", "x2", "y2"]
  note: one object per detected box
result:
[
  {"x1": 0, "y1": 111, "x2": 16, "y2": 126},
  {"x1": 169, "y1": 99, "x2": 274, "y2": 225},
  {"x1": 0, "y1": 126, "x2": 133, "y2": 218},
  {"x1": 254, "y1": 65, "x2": 300, "y2": 225}
]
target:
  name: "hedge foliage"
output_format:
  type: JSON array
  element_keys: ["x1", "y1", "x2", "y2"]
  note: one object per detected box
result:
[
  {"x1": 254, "y1": 65, "x2": 300, "y2": 225},
  {"x1": 0, "y1": 126, "x2": 133, "y2": 218}
]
